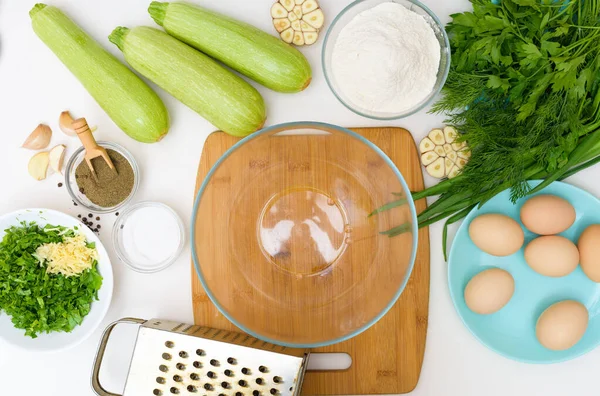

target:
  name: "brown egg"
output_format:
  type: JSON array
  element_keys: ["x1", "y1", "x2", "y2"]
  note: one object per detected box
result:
[
  {"x1": 464, "y1": 268, "x2": 515, "y2": 315},
  {"x1": 520, "y1": 195, "x2": 576, "y2": 235},
  {"x1": 536, "y1": 300, "x2": 588, "y2": 351},
  {"x1": 469, "y1": 214, "x2": 524, "y2": 256},
  {"x1": 524, "y1": 236, "x2": 579, "y2": 277},
  {"x1": 578, "y1": 224, "x2": 600, "y2": 282}
]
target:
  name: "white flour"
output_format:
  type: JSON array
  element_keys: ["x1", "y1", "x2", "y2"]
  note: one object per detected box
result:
[{"x1": 331, "y1": 2, "x2": 441, "y2": 113}]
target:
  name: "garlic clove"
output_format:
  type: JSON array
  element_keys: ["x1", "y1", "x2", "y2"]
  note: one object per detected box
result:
[
  {"x1": 457, "y1": 148, "x2": 471, "y2": 160},
  {"x1": 448, "y1": 165, "x2": 461, "y2": 179},
  {"x1": 303, "y1": 32, "x2": 318, "y2": 45},
  {"x1": 303, "y1": 8, "x2": 324, "y2": 29},
  {"x1": 22, "y1": 124, "x2": 52, "y2": 150},
  {"x1": 434, "y1": 145, "x2": 446, "y2": 157},
  {"x1": 428, "y1": 128, "x2": 445, "y2": 145},
  {"x1": 288, "y1": 10, "x2": 299, "y2": 21},
  {"x1": 271, "y1": 2, "x2": 288, "y2": 18},
  {"x1": 447, "y1": 151, "x2": 458, "y2": 162},
  {"x1": 455, "y1": 157, "x2": 468, "y2": 169},
  {"x1": 426, "y1": 157, "x2": 445, "y2": 179},
  {"x1": 302, "y1": 0, "x2": 319, "y2": 13},
  {"x1": 443, "y1": 126, "x2": 458, "y2": 144},
  {"x1": 295, "y1": 0, "x2": 304, "y2": 4},
  {"x1": 59, "y1": 111, "x2": 77, "y2": 136},
  {"x1": 421, "y1": 151, "x2": 439, "y2": 166},
  {"x1": 291, "y1": 20, "x2": 301, "y2": 31},
  {"x1": 49, "y1": 144, "x2": 66, "y2": 174},
  {"x1": 280, "y1": 0, "x2": 295, "y2": 12},
  {"x1": 300, "y1": 20, "x2": 316, "y2": 32},
  {"x1": 444, "y1": 158, "x2": 455, "y2": 175},
  {"x1": 274, "y1": 17, "x2": 291, "y2": 32},
  {"x1": 28, "y1": 152, "x2": 50, "y2": 181},
  {"x1": 292, "y1": 30, "x2": 305, "y2": 46},
  {"x1": 280, "y1": 27, "x2": 294, "y2": 43},
  {"x1": 293, "y1": 5, "x2": 303, "y2": 19},
  {"x1": 443, "y1": 143, "x2": 454, "y2": 155},
  {"x1": 419, "y1": 137, "x2": 435, "y2": 154},
  {"x1": 452, "y1": 141, "x2": 466, "y2": 151}
]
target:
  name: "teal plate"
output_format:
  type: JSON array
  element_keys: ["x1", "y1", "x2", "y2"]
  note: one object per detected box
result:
[{"x1": 448, "y1": 180, "x2": 600, "y2": 363}]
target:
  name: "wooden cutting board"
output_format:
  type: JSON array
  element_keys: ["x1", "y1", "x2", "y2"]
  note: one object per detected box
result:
[{"x1": 192, "y1": 127, "x2": 429, "y2": 394}]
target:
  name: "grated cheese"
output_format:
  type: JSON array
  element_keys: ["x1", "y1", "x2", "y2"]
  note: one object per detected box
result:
[{"x1": 34, "y1": 233, "x2": 98, "y2": 277}]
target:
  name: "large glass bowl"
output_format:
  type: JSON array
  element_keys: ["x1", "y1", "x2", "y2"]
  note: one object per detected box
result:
[
  {"x1": 322, "y1": 0, "x2": 451, "y2": 120},
  {"x1": 192, "y1": 122, "x2": 418, "y2": 347}
]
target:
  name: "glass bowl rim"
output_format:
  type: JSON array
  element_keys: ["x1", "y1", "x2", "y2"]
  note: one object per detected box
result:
[
  {"x1": 321, "y1": 0, "x2": 451, "y2": 120},
  {"x1": 64, "y1": 141, "x2": 140, "y2": 214},
  {"x1": 112, "y1": 201, "x2": 186, "y2": 274},
  {"x1": 191, "y1": 121, "x2": 419, "y2": 348}
]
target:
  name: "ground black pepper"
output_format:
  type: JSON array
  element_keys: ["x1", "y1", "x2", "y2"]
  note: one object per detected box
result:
[
  {"x1": 58, "y1": 182, "x2": 63, "y2": 188},
  {"x1": 75, "y1": 149, "x2": 134, "y2": 208}
]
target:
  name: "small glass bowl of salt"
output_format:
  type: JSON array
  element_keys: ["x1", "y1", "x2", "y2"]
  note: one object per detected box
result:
[
  {"x1": 322, "y1": 0, "x2": 450, "y2": 119},
  {"x1": 112, "y1": 201, "x2": 185, "y2": 273}
]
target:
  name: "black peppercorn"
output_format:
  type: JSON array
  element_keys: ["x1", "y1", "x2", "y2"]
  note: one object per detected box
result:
[
  {"x1": 57, "y1": 182, "x2": 63, "y2": 187},
  {"x1": 88, "y1": 214, "x2": 93, "y2": 218}
]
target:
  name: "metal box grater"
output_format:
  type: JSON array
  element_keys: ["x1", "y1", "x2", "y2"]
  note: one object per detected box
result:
[{"x1": 91, "y1": 318, "x2": 310, "y2": 396}]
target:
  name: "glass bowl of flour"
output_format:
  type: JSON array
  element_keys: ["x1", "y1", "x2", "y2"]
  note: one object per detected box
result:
[{"x1": 322, "y1": 0, "x2": 450, "y2": 119}]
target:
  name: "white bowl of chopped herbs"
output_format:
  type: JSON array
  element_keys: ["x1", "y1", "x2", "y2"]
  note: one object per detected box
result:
[{"x1": 0, "y1": 209, "x2": 113, "y2": 352}]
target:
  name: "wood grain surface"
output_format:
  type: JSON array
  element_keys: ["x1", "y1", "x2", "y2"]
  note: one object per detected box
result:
[{"x1": 191, "y1": 127, "x2": 430, "y2": 394}]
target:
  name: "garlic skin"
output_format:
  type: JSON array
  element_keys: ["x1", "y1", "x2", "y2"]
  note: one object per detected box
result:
[
  {"x1": 28, "y1": 152, "x2": 50, "y2": 181},
  {"x1": 22, "y1": 124, "x2": 52, "y2": 150},
  {"x1": 49, "y1": 144, "x2": 66, "y2": 174},
  {"x1": 59, "y1": 111, "x2": 77, "y2": 136}
]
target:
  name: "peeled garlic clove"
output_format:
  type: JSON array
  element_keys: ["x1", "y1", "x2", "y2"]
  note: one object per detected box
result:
[
  {"x1": 302, "y1": 0, "x2": 319, "y2": 13},
  {"x1": 421, "y1": 151, "x2": 439, "y2": 166},
  {"x1": 28, "y1": 152, "x2": 50, "y2": 181},
  {"x1": 22, "y1": 124, "x2": 52, "y2": 150},
  {"x1": 292, "y1": 30, "x2": 305, "y2": 46},
  {"x1": 274, "y1": 17, "x2": 291, "y2": 32},
  {"x1": 303, "y1": 32, "x2": 318, "y2": 45},
  {"x1": 448, "y1": 165, "x2": 461, "y2": 179},
  {"x1": 426, "y1": 157, "x2": 445, "y2": 179},
  {"x1": 303, "y1": 8, "x2": 324, "y2": 29},
  {"x1": 428, "y1": 128, "x2": 445, "y2": 145},
  {"x1": 280, "y1": 28, "x2": 294, "y2": 43},
  {"x1": 58, "y1": 111, "x2": 77, "y2": 136},
  {"x1": 419, "y1": 137, "x2": 435, "y2": 154},
  {"x1": 434, "y1": 145, "x2": 446, "y2": 157},
  {"x1": 49, "y1": 144, "x2": 66, "y2": 174},
  {"x1": 443, "y1": 126, "x2": 458, "y2": 144},
  {"x1": 271, "y1": 2, "x2": 288, "y2": 18},
  {"x1": 280, "y1": 0, "x2": 295, "y2": 12}
]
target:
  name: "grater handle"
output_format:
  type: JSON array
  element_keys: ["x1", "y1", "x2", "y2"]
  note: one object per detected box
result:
[{"x1": 91, "y1": 317, "x2": 146, "y2": 396}]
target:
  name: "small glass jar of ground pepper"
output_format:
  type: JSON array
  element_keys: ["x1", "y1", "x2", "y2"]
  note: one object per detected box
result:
[{"x1": 64, "y1": 142, "x2": 140, "y2": 213}]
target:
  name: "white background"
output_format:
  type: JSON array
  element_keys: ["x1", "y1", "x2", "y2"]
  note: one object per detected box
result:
[{"x1": 1, "y1": 0, "x2": 599, "y2": 395}]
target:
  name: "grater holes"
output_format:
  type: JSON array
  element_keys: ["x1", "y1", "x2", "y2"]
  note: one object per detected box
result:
[
  {"x1": 173, "y1": 375, "x2": 183, "y2": 382},
  {"x1": 179, "y1": 351, "x2": 188, "y2": 358},
  {"x1": 176, "y1": 363, "x2": 186, "y2": 371},
  {"x1": 170, "y1": 387, "x2": 179, "y2": 394},
  {"x1": 187, "y1": 385, "x2": 197, "y2": 393},
  {"x1": 190, "y1": 373, "x2": 200, "y2": 381},
  {"x1": 227, "y1": 357, "x2": 237, "y2": 365},
  {"x1": 209, "y1": 359, "x2": 220, "y2": 367},
  {"x1": 154, "y1": 390, "x2": 163, "y2": 396},
  {"x1": 196, "y1": 349, "x2": 206, "y2": 356},
  {"x1": 193, "y1": 361, "x2": 202, "y2": 369},
  {"x1": 165, "y1": 341, "x2": 175, "y2": 348},
  {"x1": 203, "y1": 384, "x2": 214, "y2": 391},
  {"x1": 224, "y1": 369, "x2": 233, "y2": 377},
  {"x1": 255, "y1": 378, "x2": 264, "y2": 385},
  {"x1": 273, "y1": 376, "x2": 282, "y2": 384},
  {"x1": 258, "y1": 366, "x2": 268, "y2": 373},
  {"x1": 238, "y1": 379, "x2": 248, "y2": 387},
  {"x1": 221, "y1": 382, "x2": 230, "y2": 389},
  {"x1": 241, "y1": 368, "x2": 251, "y2": 375},
  {"x1": 156, "y1": 377, "x2": 166, "y2": 384},
  {"x1": 207, "y1": 371, "x2": 217, "y2": 379},
  {"x1": 159, "y1": 365, "x2": 169, "y2": 373},
  {"x1": 162, "y1": 353, "x2": 172, "y2": 360}
]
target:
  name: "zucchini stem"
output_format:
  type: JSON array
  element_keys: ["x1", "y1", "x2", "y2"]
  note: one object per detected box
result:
[
  {"x1": 108, "y1": 27, "x2": 130, "y2": 52},
  {"x1": 148, "y1": 1, "x2": 169, "y2": 26}
]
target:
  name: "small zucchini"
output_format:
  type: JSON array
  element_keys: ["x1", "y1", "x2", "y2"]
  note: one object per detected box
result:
[
  {"x1": 109, "y1": 26, "x2": 266, "y2": 137},
  {"x1": 30, "y1": 4, "x2": 169, "y2": 143},
  {"x1": 149, "y1": 1, "x2": 312, "y2": 93}
]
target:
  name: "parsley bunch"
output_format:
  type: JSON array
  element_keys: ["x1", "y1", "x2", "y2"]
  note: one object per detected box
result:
[
  {"x1": 0, "y1": 222, "x2": 103, "y2": 338},
  {"x1": 376, "y1": 0, "x2": 600, "y2": 258}
]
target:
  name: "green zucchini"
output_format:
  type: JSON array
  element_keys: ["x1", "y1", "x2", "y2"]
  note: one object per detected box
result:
[
  {"x1": 109, "y1": 27, "x2": 266, "y2": 137},
  {"x1": 30, "y1": 4, "x2": 169, "y2": 143},
  {"x1": 149, "y1": 1, "x2": 312, "y2": 93}
]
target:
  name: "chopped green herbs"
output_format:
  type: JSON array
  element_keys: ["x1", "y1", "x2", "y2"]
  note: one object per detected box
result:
[{"x1": 0, "y1": 222, "x2": 102, "y2": 337}]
